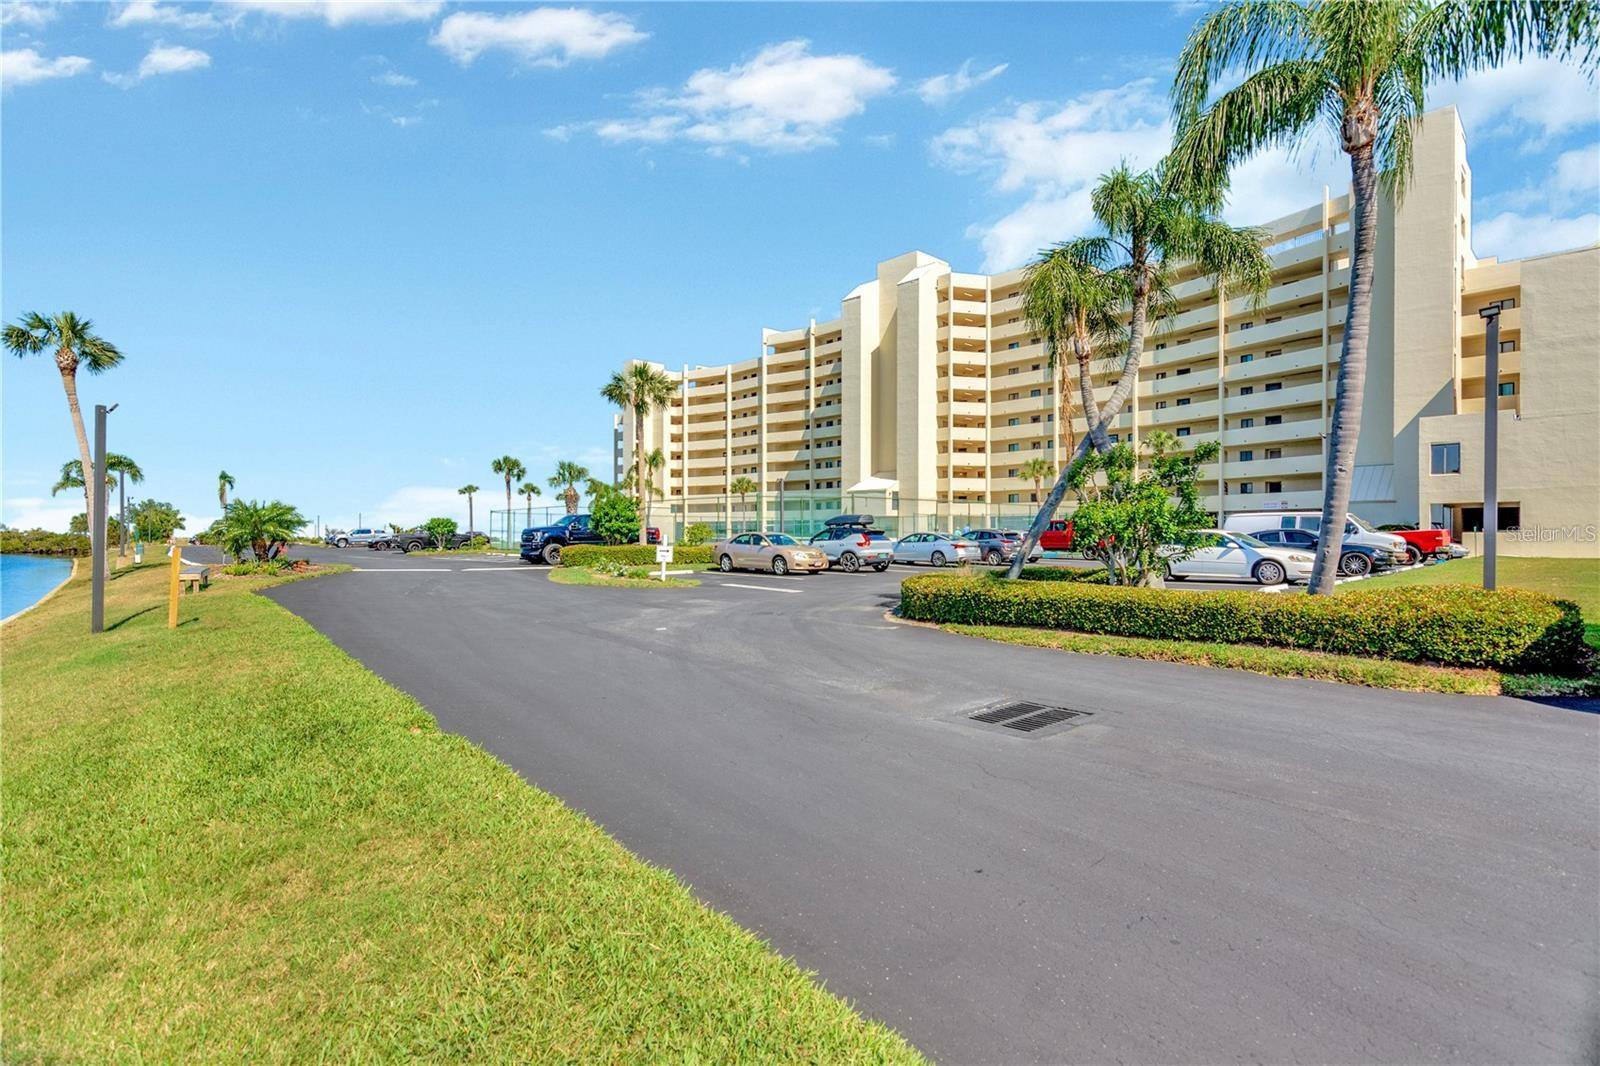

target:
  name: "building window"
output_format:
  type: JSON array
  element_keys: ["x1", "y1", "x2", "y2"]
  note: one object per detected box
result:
[
  {"x1": 1031, "y1": 364, "x2": 1041, "y2": 371},
  {"x1": 1239, "y1": 417, "x2": 1254, "y2": 428},
  {"x1": 1239, "y1": 483, "x2": 1254, "y2": 494},
  {"x1": 1008, "y1": 343, "x2": 1020, "y2": 351},
  {"x1": 1265, "y1": 382, "x2": 1282, "y2": 392},
  {"x1": 1265, "y1": 415, "x2": 1282, "y2": 426},
  {"x1": 1008, "y1": 392, "x2": 1019, "y2": 400},
  {"x1": 1108, "y1": 434, "x2": 1119, "y2": 443},
  {"x1": 1007, "y1": 417, "x2": 1020, "y2": 426},
  {"x1": 1177, "y1": 397, "x2": 1191, "y2": 407},
  {"x1": 1266, "y1": 481, "x2": 1283, "y2": 493},
  {"x1": 1499, "y1": 340, "x2": 1518, "y2": 353},
  {"x1": 1155, "y1": 343, "x2": 1166, "y2": 351},
  {"x1": 1266, "y1": 316, "x2": 1281, "y2": 324},
  {"x1": 1008, "y1": 468, "x2": 1019, "y2": 478},
  {"x1": 1239, "y1": 449, "x2": 1254, "y2": 462},
  {"x1": 1238, "y1": 386, "x2": 1253, "y2": 396},
  {"x1": 1156, "y1": 371, "x2": 1167, "y2": 380},
  {"x1": 1030, "y1": 415, "x2": 1041, "y2": 423},
  {"x1": 1239, "y1": 353, "x2": 1253, "y2": 364},
  {"x1": 1431, "y1": 442, "x2": 1461, "y2": 474},
  {"x1": 1155, "y1": 400, "x2": 1167, "y2": 410},
  {"x1": 1030, "y1": 388, "x2": 1042, "y2": 397},
  {"x1": 1007, "y1": 493, "x2": 1019, "y2": 503},
  {"x1": 1265, "y1": 447, "x2": 1282, "y2": 459},
  {"x1": 1177, "y1": 367, "x2": 1191, "y2": 376},
  {"x1": 1176, "y1": 427, "x2": 1191, "y2": 437},
  {"x1": 1241, "y1": 321, "x2": 1254, "y2": 330},
  {"x1": 1007, "y1": 443, "x2": 1020, "y2": 452},
  {"x1": 1498, "y1": 381, "x2": 1516, "y2": 396}
]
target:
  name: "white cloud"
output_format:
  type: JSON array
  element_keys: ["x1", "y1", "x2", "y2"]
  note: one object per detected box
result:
[
  {"x1": 369, "y1": 486, "x2": 477, "y2": 527},
  {"x1": 1474, "y1": 210, "x2": 1599, "y2": 261},
  {"x1": 1433, "y1": 55, "x2": 1600, "y2": 149},
  {"x1": 431, "y1": 7, "x2": 646, "y2": 67},
  {"x1": 1, "y1": 48, "x2": 91, "y2": 87},
  {"x1": 934, "y1": 76, "x2": 1347, "y2": 270},
  {"x1": 224, "y1": 0, "x2": 443, "y2": 28},
  {"x1": 916, "y1": 59, "x2": 1006, "y2": 106},
  {"x1": 1, "y1": 1, "x2": 56, "y2": 27},
  {"x1": 109, "y1": 1, "x2": 222, "y2": 31},
  {"x1": 588, "y1": 39, "x2": 896, "y2": 154},
  {"x1": 1, "y1": 496, "x2": 82, "y2": 533},
  {"x1": 372, "y1": 70, "x2": 417, "y2": 87},
  {"x1": 105, "y1": 42, "x2": 210, "y2": 86}
]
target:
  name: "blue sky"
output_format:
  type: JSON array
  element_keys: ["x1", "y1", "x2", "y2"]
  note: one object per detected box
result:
[{"x1": 3, "y1": 0, "x2": 1596, "y2": 533}]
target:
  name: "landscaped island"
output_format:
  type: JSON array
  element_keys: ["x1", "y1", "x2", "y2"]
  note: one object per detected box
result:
[{"x1": 2, "y1": 563, "x2": 921, "y2": 1061}]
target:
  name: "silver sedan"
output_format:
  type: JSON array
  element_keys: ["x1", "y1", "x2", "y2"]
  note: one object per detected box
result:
[{"x1": 891, "y1": 532, "x2": 981, "y2": 567}]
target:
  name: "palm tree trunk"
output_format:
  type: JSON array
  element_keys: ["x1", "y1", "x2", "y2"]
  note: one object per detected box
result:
[
  {"x1": 118, "y1": 471, "x2": 127, "y2": 558},
  {"x1": 1309, "y1": 142, "x2": 1378, "y2": 595},
  {"x1": 635, "y1": 409, "x2": 647, "y2": 545},
  {"x1": 565, "y1": 485, "x2": 578, "y2": 514},
  {"x1": 469, "y1": 497, "x2": 475, "y2": 533},
  {"x1": 1074, "y1": 325, "x2": 1110, "y2": 450},
  {"x1": 504, "y1": 480, "x2": 513, "y2": 545},
  {"x1": 58, "y1": 359, "x2": 95, "y2": 534}
]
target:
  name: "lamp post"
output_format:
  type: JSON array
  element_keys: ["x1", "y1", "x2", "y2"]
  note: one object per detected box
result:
[
  {"x1": 90, "y1": 402, "x2": 118, "y2": 633},
  {"x1": 1478, "y1": 304, "x2": 1501, "y2": 591}
]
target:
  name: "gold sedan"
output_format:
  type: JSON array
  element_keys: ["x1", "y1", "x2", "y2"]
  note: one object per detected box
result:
[{"x1": 713, "y1": 532, "x2": 830, "y2": 575}]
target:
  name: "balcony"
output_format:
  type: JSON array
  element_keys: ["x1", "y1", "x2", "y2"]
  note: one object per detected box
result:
[
  {"x1": 990, "y1": 420, "x2": 1050, "y2": 441},
  {"x1": 948, "y1": 425, "x2": 987, "y2": 443},
  {"x1": 1226, "y1": 453, "x2": 1323, "y2": 479},
  {"x1": 949, "y1": 349, "x2": 988, "y2": 369},
  {"x1": 939, "y1": 323, "x2": 988, "y2": 345},
  {"x1": 1144, "y1": 366, "x2": 1220, "y2": 396},
  {"x1": 1146, "y1": 397, "x2": 1219, "y2": 425},
  {"x1": 988, "y1": 394, "x2": 1053, "y2": 417},
  {"x1": 941, "y1": 476, "x2": 988, "y2": 494},
  {"x1": 1220, "y1": 488, "x2": 1325, "y2": 513},
  {"x1": 1460, "y1": 305, "x2": 1521, "y2": 339},
  {"x1": 1222, "y1": 418, "x2": 1324, "y2": 447},
  {"x1": 1227, "y1": 346, "x2": 1326, "y2": 383},
  {"x1": 1225, "y1": 380, "x2": 1326, "y2": 414},
  {"x1": 938, "y1": 400, "x2": 988, "y2": 419}
]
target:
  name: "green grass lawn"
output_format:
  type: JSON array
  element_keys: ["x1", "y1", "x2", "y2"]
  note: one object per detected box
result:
[
  {"x1": 2, "y1": 563, "x2": 917, "y2": 1062},
  {"x1": 1353, "y1": 556, "x2": 1600, "y2": 647},
  {"x1": 549, "y1": 567, "x2": 700, "y2": 588}
]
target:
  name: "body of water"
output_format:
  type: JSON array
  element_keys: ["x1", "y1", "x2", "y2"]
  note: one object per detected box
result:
[{"x1": 1, "y1": 554, "x2": 74, "y2": 621}]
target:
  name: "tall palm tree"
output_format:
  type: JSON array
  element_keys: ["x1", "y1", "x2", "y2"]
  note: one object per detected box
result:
[
  {"x1": 1167, "y1": 0, "x2": 1597, "y2": 592},
  {"x1": 107, "y1": 454, "x2": 144, "y2": 557},
  {"x1": 1008, "y1": 165, "x2": 1274, "y2": 577},
  {"x1": 490, "y1": 456, "x2": 525, "y2": 545},
  {"x1": 1019, "y1": 457, "x2": 1055, "y2": 504},
  {"x1": 548, "y1": 461, "x2": 590, "y2": 515},
  {"x1": 458, "y1": 483, "x2": 480, "y2": 533},
  {"x1": 517, "y1": 481, "x2": 541, "y2": 529},
  {"x1": 601, "y1": 362, "x2": 676, "y2": 544},
  {"x1": 217, "y1": 470, "x2": 235, "y2": 512},
  {"x1": 3, "y1": 312, "x2": 123, "y2": 534},
  {"x1": 730, "y1": 475, "x2": 758, "y2": 533}
]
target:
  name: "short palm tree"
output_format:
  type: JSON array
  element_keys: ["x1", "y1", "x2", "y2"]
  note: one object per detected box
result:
[
  {"x1": 1167, "y1": 0, "x2": 1597, "y2": 592},
  {"x1": 490, "y1": 456, "x2": 525, "y2": 544},
  {"x1": 548, "y1": 460, "x2": 590, "y2": 515},
  {"x1": 1019, "y1": 457, "x2": 1055, "y2": 504},
  {"x1": 517, "y1": 481, "x2": 541, "y2": 528},
  {"x1": 642, "y1": 448, "x2": 665, "y2": 536},
  {"x1": 730, "y1": 475, "x2": 758, "y2": 532},
  {"x1": 219, "y1": 499, "x2": 306, "y2": 563},
  {"x1": 458, "y1": 484, "x2": 480, "y2": 532},
  {"x1": 3, "y1": 312, "x2": 123, "y2": 533},
  {"x1": 601, "y1": 363, "x2": 677, "y2": 544},
  {"x1": 217, "y1": 470, "x2": 235, "y2": 512},
  {"x1": 1008, "y1": 165, "x2": 1274, "y2": 577}
]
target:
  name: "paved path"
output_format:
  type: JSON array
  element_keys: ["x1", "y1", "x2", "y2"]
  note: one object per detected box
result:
[{"x1": 255, "y1": 550, "x2": 1599, "y2": 1064}]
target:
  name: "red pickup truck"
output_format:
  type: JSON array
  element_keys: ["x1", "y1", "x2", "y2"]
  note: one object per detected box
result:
[
  {"x1": 1041, "y1": 519, "x2": 1076, "y2": 552},
  {"x1": 1387, "y1": 527, "x2": 1453, "y2": 565}
]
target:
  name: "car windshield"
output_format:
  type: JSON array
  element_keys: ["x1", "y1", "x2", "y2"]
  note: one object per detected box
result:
[
  {"x1": 1348, "y1": 513, "x2": 1377, "y2": 532},
  {"x1": 768, "y1": 533, "x2": 798, "y2": 546},
  {"x1": 555, "y1": 514, "x2": 581, "y2": 527},
  {"x1": 1233, "y1": 532, "x2": 1271, "y2": 548}
]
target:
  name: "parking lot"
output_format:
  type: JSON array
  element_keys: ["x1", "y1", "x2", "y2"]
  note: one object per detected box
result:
[{"x1": 237, "y1": 543, "x2": 1599, "y2": 1064}]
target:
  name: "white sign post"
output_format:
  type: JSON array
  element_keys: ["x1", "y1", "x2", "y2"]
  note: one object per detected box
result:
[{"x1": 655, "y1": 541, "x2": 673, "y2": 581}]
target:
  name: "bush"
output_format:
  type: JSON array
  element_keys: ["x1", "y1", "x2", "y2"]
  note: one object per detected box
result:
[
  {"x1": 562, "y1": 545, "x2": 713, "y2": 568},
  {"x1": 899, "y1": 575, "x2": 1588, "y2": 674},
  {"x1": 223, "y1": 561, "x2": 283, "y2": 576},
  {"x1": 0, "y1": 529, "x2": 91, "y2": 556},
  {"x1": 591, "y1": 492, "x2": 640, "y2": 545},
  {"x1": 681, "y1": 523, "x2": 715, "y2": 546}
]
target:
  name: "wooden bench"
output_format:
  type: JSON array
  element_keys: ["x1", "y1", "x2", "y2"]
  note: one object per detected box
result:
[{"x1": 180, "y1": 567, "x2": 210, "y2": 592}]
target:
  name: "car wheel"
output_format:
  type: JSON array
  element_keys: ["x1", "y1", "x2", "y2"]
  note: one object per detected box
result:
[
  {"x1": 1254, "y1": 560, "x2": 1287, "y2": 585},
  {"x1": 930, "y1": 551, "x2": 947, "y2": 568},
  {"x1": 336, "y1": 538, "x2": 349, "y2": 548},
  {"x1": 1163, "y1": 563, "x2": 1185, "y2": 582},
  {"x1": 719, "y1": 554, "x2": 734, "y2": 572},
  {"x1": 541, "y1": 543, "x2": 562, "y2": 566},
  {"x1": 873, "y1": 561, "x2": 890, "y2": 572},
  {"x1": 839, "y1": 552, "x2": 860, "y2": 573},
  {"x1": 1340, "y1": 552, "x2": 1372, "y2": 577},
  {"x1": 985, "y1": 550, "x2": 1004, "y2": 566},
  {"x1": 1404, "y1": 545, "x2": 1423, "y2": 566},
  {"x1": 772, "y1": 556, "x2": 789, "y2": 576}
]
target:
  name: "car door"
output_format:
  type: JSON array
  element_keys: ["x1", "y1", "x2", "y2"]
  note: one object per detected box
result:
[
  {"x1": 1212, "y1": 535, "x2": 1253, "y2": 577},
  {"x1": 1172, "y1": 542, "x2": 1218, "y2": 577},
  {"x1": 896, "y1": 533, "x2": 926, "y2": 564},
  {"x1": 571, "y1": 517, "x2": 600, "y2": 545}
]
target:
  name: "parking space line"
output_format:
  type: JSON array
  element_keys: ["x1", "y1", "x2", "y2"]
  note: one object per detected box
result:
[
  {"x1": 459, "y1": 567, "x2": 533, "y2": 571},
  {"x1": 353, "y1": 567, "x2": 453, "y2": 572},
  {"x1": 721, "y1": 582, "x2": 803, "y2": 594}
]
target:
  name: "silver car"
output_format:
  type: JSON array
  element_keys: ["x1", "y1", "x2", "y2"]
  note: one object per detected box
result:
[
  {"x1": 328, "y1": 527, "x2": 387, "y2": 548},
  {"x1": 892, "y1": 531, "x2": 981, "y2": 567},
  {"x1": 806, "y1": 526, "x2": 895, "y2": 572},
  {"x1": 963, "y1": 528, "x2": 1043, "y2": 566}
]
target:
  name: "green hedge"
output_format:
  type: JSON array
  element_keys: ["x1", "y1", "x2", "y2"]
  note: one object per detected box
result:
[
  {"x1": 561, "y1": 544, "x2": 714, "y2": 568},
  {"x1": 900, "y1": 575, "x2": 1587, "y2": 674}
]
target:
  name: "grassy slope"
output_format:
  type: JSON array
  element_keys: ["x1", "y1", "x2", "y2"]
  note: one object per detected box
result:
[
  {"x1": 2, "y1": 564, "x2": 919, "y2": 1062},
  {"x1": 1353, "y1": 556, "x2": 1600, "y2": 646}
]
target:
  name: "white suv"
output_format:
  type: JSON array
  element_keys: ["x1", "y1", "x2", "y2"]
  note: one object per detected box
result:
[{"x1": 1223, "y1": 511, "x2": 1407, "y2": 559}]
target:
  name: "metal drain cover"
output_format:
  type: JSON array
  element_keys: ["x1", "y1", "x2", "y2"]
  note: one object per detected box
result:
[{"x1": 968, "y1": 700, "x2": 1093, "y2": 737}]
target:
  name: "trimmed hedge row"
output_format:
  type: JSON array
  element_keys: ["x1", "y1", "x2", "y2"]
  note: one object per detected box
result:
[
  {"x1": 900, "y1": 574, "x2": 1587, "y2": 674},
  {"x1": 561, "y1": 544, "x2": 714, "y2": 568}
]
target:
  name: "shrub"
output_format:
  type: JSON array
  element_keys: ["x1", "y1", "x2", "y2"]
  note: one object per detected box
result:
[
  {"x1": 899, "y1": 575, "x2": 1588, "y2": 674},
  {"x1": 562, "y1": 544, "x2": 713, "y2": 568},
  {"x1": 591, "y1": 492, "x2": 640, "y2": 545},
  {"x1": 422, "y1": 516, "x2": 458, "y2": 550},
  {"x1": 223, "y1": 561, "x2": 283, "y2": 576},
  {"x1": 681, "y1": 523, "x2": 715, "y2": 546},
  {"x1": 0, "y1": 529, "x2": 91, "y2": 556}
]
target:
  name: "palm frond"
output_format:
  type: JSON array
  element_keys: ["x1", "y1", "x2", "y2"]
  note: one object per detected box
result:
[
  {"x1": 1167, "y1": 60, "x2": 1332, "y2": 199},
  {"x1": 1172, "y1": 0, "x2": 1315, "y2": 122}
]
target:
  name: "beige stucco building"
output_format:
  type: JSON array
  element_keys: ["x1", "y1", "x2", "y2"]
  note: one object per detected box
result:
[{"x1": 615, "y1": 108, "x2": 1598, "y2": 555}]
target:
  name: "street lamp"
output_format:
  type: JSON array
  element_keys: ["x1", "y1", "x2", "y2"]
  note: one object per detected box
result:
[
  {"x1": 90, "y1": 402, "x2": 119, "y2": 633},
  {"x1": 1478, "y1": 304, "x2": 1501, "y2": 591}
]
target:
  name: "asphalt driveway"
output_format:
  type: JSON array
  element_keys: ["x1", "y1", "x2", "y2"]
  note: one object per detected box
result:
[{"x1": 254, "y1": 551, "x2": 1600, "y2": 1064}]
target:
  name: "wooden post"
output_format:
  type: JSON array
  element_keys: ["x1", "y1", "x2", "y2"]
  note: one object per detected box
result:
[{"x1": 168, "y1": 537, "x2": 184, "y2": 628}]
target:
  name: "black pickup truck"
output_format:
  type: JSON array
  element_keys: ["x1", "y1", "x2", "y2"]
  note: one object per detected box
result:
[
  {"x1": 520, "y1": 514, "x2": 659, "y2": 564},
  {"x1": 384, "y1": 529, "x2": 490, "y2": 552}
]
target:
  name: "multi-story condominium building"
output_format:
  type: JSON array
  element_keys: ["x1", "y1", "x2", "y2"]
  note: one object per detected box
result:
[{"x1": 616, "y1": 107, "x2": 1598, "y2": 555}]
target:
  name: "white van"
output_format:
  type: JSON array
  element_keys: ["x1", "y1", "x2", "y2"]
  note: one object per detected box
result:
[{"x1": 1223, "y1": 511, "x2": 1408, "y2": 559}]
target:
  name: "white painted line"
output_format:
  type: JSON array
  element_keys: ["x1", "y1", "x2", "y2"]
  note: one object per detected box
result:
[
  {"x1": 460, "y1": 566, "x2": 533, "y2": 571},
  {"x1": 353, "y1": 567, "x2": 453, "y2": 572},
  {"x1": 722, "y1": 582, "x2": 803, "y2": 594}
]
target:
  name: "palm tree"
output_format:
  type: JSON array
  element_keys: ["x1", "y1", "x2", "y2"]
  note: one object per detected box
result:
[
  {"x1": 490, "y1": 456, "x2": 525, "y2": 546},
  {"x1": 1007, "y1": 165, "x2": 1273, "y2": 577},
  {"x1": 218, "y1": 499, "x2": 307, "y2": 563},
  {"x1": 458, "y1": 483, "x2": 480, "y2": 533},
  {"x1": 601, "y1": 362, "x2": 676, "y2": 544},
  {"x1": 548, "y1": 460, "x2": 590, "y2": 515},
  {"x1": 642, "y1": 448, "x2": 665, "y2": 538},
  {"x1": 107, "y1": 454, "x2": 144, "y2": 557},
  {"x1": 217, "y1": 470, "x2": 235, "y2": 512},
  {"x1": 1019, "y1": 457, "x2": 1055, "y2": 504},
  {"x1": 3, "y1": 312, "x2": 123, "y2": 534},
  {"x1": 517, "y1": 481, "x2": 541, "y2": 529},
  {"x1": 1167, "y1": 0, "x2": 1597, "y2": 592},
  {"x1": 730, "y1": 475, "x2": 758, "y2": 533}
]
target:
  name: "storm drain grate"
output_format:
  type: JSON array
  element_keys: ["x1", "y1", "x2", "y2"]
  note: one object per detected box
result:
[{"x1": 968, "y1": 700, "x2": 1093, "y2": 735}]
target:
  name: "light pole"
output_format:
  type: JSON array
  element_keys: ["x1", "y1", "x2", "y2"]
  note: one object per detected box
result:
[
  {"x1": 1479, "y1": 305, "x2": 1501, "y2": 591},
  {"x1": 90, "y1": 402, "x2": 118, "y2": 633}
]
